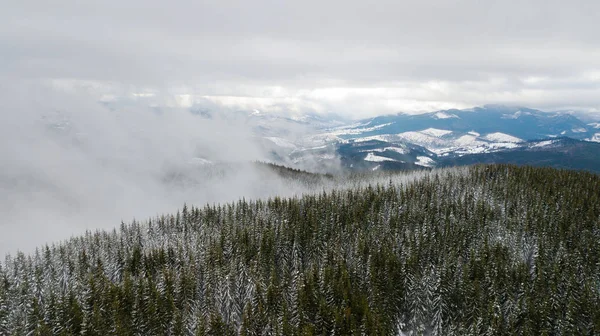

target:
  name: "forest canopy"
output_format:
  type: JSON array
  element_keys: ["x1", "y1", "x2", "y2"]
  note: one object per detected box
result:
[{"x1": 0, "y1": 164, "x2": 598, "y2": 335}]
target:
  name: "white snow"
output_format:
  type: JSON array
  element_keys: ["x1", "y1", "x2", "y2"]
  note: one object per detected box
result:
[
  {"x1": 454, "y1": 146, "x2": 489, "y2": 155},
  {"x1": 588, "y1": 123, "x2": 600, "y2": 129},
  {"x1": 501, "y1": 110, "x2": 531, "y2": 119},
  {"x1": 364, "y1": 152, "x2": 397, "y2": 162},
  {"x1": 291, "y1": 153, "x2": 336, "y2": 164},
  {"x1": 300, "y1": 145, "x2": 328, "y2": 151},
  {"x1": 455, "y1": 135, "x2": 485, "y2": 147},
  {"x1": 364, "y1": 146, "x2": 408, "y2": 154},
  {"x1": 433, "y1": 112, "x2": 459, "y2": 119},
  {"x1": 531, "y1": 140, "x2": 556, "y2": 148},
  {"x1": 291, "y1": 145, "x2": 330, "y2": 155},
  {"x1": 382, "y1": 147, "x2": 408, "y2": 154},
  {"x1": 572, "y1": 127, "x2": 587, "y2": 133},
  {"x1": 265, "y1": 137, "x2": 297, "y2": 149},
  {"x1": 485, "y1": 142, "x2": 521, "y2": 150},
  {"x1": 327, "y1": 122, "x2": 393, "y2": 136},
  {"x1": 415, "y1": 156, "x2": 435, "y2": 167},
  {"x1": 587, "y1": 133, "x2": 600, "y2": 143},
  {"x1": 395, "y1": 131, "x2": 521, "y2": 156},
  {"x1": 483, "y1": 132, "x2": 523, "y2": 143},
  {"x1": 327, "y1": 122, "x2": 370, "y2": 131},
  {"x1": 352, "y1": 135, "x2": 392, "y2": 143},
  {"x1": 305, "y1": 133, "x2": 343, "y2": 146},
  {"x1": 395, "y1": 131, "x2": 449, "y2": 148},
  {"x1": 420, "y1": 128, "x2": 453, "y2": 137},
  {"x1": 451, "y1": 142, "x2": 521, "y2": 155}
]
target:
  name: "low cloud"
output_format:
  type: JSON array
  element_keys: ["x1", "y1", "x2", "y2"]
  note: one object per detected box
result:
[{"x1": 0, "y1": 81, "x2": 329, "y2": 255}]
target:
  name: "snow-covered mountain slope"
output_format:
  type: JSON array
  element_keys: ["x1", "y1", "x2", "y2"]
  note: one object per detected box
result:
[
  {"x1": 364, "y1": 152, "x2": 399, "y2": 162},
  {"x1": 483, "y1": 132, "x2": 523, "y2": 143},
  {"x1": 529, "y1": 140, "x2": 557, "y2": 148},
  {"x1": 437, "y1": 138, "x2": 600, "y2": 173},
  {"x1": 420, "y1": 128, "x2": 453, "y2": 137},
  {"x1": 325, "y1": 105, "x2": 598, "y2": 142},
  {"x1": 433, "y1": 111, "x2": 459, "y2": 119},
  {"x1": 253, "y1": 105, "x2": 593, "y2": 172},
  {"x1": 179, "y1": 105, "x2": 600, "y2": 173},
  {"x1": 415, "y1": 156, "x2": 435, "y2": 167},
  {"x1": 265, "y1": 137, "x2": 297, "y2": 149},
  {"x1": 588, "y1": 133, "x2": 600, "y2": 143},
  {"x1": 318, "y1": 127, "x2": 523, "y2": 156}
]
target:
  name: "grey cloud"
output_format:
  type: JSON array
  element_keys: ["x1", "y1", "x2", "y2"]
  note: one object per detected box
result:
[{"x1": 4, "y1": 0, "x2": 600, "y2": 86}]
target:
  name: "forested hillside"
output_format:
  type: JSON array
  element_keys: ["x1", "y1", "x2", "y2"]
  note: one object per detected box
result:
[{"x1": 1, "y1": 165, "x2": 599, "y2": 335}]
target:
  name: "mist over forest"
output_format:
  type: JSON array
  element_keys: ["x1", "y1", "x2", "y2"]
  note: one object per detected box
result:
[{"x1": 0, "y1": 83, "x2": 335, "y2": 256}]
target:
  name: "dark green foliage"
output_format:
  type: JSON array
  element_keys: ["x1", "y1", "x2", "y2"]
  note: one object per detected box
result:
[{"x1": 0, "y1": 164, "x2": 599, "y2": 335}]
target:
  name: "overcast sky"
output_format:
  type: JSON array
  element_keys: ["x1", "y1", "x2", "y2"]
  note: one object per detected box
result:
[{"x1": 2, "y1": 0, "x2": 600, "y2": 117}]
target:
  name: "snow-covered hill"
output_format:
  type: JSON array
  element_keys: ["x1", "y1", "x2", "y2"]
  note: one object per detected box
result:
[
  {"x1": 147, "y1": 104, "x2": 600, "y2": 172},
  {"x1": 253, "y1": 105, "x2": 600, "y2": 172}
]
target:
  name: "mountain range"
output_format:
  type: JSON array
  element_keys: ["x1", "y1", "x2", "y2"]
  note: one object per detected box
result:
[
  {"x1": 256, "y1": 105, "x2": 600, "y2": 173},
  {"x1": 45, "y1": 104, "x2": 600, "y2": 173}
]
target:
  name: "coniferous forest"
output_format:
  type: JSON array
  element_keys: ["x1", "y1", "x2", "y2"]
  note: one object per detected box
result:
[{"x1": 1, "y1": 164, "x2": 599, "y2": 335}]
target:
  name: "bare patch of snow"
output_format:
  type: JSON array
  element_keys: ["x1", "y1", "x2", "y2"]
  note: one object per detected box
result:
[
  {"x1": 588, "y1": 122, "x2": 600, "y2": 129},
  {"x1": 327, "y1": 122, "x2": 393, "y2": 136},
  {"x1": 382, "y1": 147, "x2": 408, "y2": 154},
  {"x1": 433, "y1": 112, "x2": 459, "y2": 119},
  {"x1": 531, "y1": 140, "x2": 556, "y2": 148},
  {"x1": 486, "y1": 142, "x2": 521, "y2": 150},
  {"x1": 501, "y1": 110, "x2": 531, "y2": 119},
  {"x1": 364, "y1": 146, "x2": 408, "y2": 155},
  {"x1": 587, "y1": 133, "x2": 600, "y2": 143},
  {"x1": 307, "y1": 133, "x2": 342, "y2": 145},
  {"x1": 292, "y1": 145, "x2": 329, "y2": 153},
  {"x1": 364, "y1": 152, "x2": 397, "y2": 162},
  {"x1": 266, "y1": 137, "x2": 297, "y2": 149},
  {"x1": 455, "y1": 135, "x2": 485, "y2": 147},
  {"x1": 327, "y1": 122, "x2": 370, "y2": 131},
  {"x1": 396, "y1": 131, "x2": 448, "y2": 147},
  {"x1": 420, "y1": 128, "x2": 453, "y2": 137},
  {"x1": 415, "y1": 156, "x2": 435, "y2": 167},
  {"x1": 353, "y1": 135, "x2": 392, "y2": 142},
  {"x1": 483, "y1": 132, "x2": 523, "y2": 143}
]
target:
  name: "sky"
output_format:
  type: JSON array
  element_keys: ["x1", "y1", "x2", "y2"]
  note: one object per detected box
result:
[
  {"x1": 2, "y1": 0, "x2": 600, "y2": 255},
  {"x1": 2, "y1": 0, "x2": 600, "y2": 117}
]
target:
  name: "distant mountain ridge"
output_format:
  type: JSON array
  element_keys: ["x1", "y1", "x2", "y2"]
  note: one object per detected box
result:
[
  {"x1": 347, "y1": 105, "x2": 597, "y2": 141},
  {"x1": 274, "y1": 105, "x2": 600, "y2": 173},
  {"x1": 43, "y1": 104, "x2": 600, "y2": 173}
]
